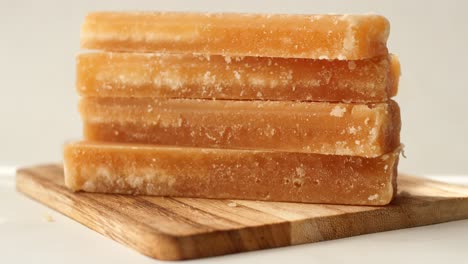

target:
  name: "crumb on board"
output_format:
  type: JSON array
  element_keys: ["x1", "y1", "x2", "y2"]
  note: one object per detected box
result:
[{"x1": 227, "y1": 202, "x2": 238, "y2": 207}]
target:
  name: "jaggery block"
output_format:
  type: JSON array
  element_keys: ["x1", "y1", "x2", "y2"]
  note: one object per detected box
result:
[
  {"x1": 81, "y1": 12, "x2": 389, "y2": 60},
  {"x1": 63, "y1": 141, "x2": 400, "y2": 205},
  {"x1": 77, "y1": 53, "x2": 400, "y2": 103},
  {"x1": 80, "y1": 98, "x2": 401, "y2": 157}
]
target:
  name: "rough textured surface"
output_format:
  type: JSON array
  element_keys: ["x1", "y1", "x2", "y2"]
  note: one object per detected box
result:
[
  {"x1": 16, "y1": 164, "x2": 468, "y2": 260},
  {"x1": 77, "y1": 53, "x2": 400, "y2": 103},
  {"x1": 80, "y1": 12, "x2": 389, "y2": 59},
  {"x1": 63, "y1": 141, "x2": 401, "y2": 205},
  {"x1": 80, "y1": 98, "x2": 401, "y2": 157}
]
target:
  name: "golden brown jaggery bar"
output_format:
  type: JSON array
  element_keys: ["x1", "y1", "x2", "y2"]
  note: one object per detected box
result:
[
  {"x1": 63, "y1": 141, "x2": 400, "y2": 205},
  {"x1": 77, "y1": 53, "x2": 400, "y2": 103},
  {"x1": 80, "y1": 98, "x2": 400, "y2": 157},
  {"x1": 81, "y1": 12, "x2": 389, "y2": 60}
]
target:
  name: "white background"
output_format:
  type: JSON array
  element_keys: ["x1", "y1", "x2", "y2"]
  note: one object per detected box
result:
[{"x1": 1, "y1": 0, "x2": 468, "y2": 175}]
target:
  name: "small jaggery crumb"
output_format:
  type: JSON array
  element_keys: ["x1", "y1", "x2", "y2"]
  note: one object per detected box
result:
[{"x1": 228, "y1": 202, "x2": 238, "y2": 207}]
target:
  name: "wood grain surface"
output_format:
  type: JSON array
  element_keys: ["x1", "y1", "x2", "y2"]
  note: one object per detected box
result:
[{"x1": 16, "y1": 164, "x2": 468, "y2": 260}]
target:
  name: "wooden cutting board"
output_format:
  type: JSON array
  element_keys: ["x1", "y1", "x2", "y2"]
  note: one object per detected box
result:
[{"x1": 16, "y1": 164, "x2": 468, "y2": 260}]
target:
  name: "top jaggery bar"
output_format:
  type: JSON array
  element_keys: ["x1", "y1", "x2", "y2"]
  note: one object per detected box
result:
[{"x1": 81, "y1": 12, "x2": 390, "y2": 59}]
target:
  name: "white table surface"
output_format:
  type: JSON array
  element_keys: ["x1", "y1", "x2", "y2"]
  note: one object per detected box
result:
[{"x1": 2, "y1": 166, "x2": 468, "y2": 263}]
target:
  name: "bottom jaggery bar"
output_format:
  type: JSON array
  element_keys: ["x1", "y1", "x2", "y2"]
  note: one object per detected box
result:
[{"x1": 63, "y1": 141, "x2": 400, "y2": 205}]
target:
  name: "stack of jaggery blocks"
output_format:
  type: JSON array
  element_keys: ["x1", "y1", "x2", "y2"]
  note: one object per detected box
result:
[{"x1": 64, "y1": 12, "x2": 402, "y2": 206}]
